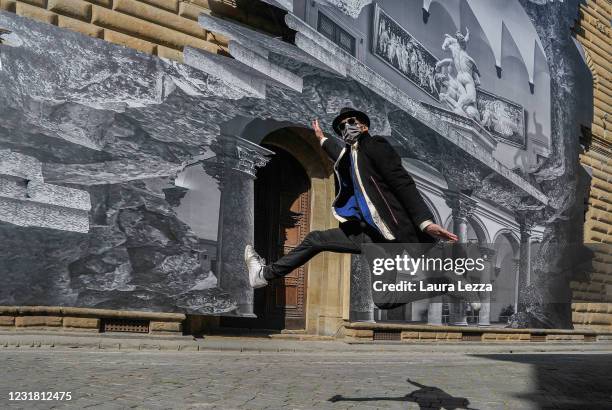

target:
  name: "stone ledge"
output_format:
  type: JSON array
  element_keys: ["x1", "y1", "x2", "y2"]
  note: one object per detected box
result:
[
  {"x1": 346, "y1": 321, "x2": 610, "y2": 335},
  {"x1": 0, "y1": 307, "x2": 186, "y2": 334},
  {"x1": 0, "y1": 306, "x2": 186, "y2": 322},
  {"x1": 343, "y1": 322, "x2": 612, "y2": 342}
]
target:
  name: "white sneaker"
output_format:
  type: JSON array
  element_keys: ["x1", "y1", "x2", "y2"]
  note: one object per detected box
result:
[{"x1": 244, "y1": 244, "x2": 268, "y2": 288}]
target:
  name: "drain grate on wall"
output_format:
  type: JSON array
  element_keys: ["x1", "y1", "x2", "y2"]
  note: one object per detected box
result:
[
  {"x1": 373, "y1": 330, "x2": 401, "y2": 341},
  {"x1": 101, "y1": 318, "x2": 150, "y2": 333},
  {"x1": 462, "y1": 333, "x2": 482, "y2": 342},
  {"x1": 531, "y1": 334, "x2": 546, "y2": 342}
]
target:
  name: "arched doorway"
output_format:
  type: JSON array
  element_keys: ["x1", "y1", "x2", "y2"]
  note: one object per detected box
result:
[
  {"x1": 253, "y1": 145, "x2": 311, "y2": 330},
  {"x1": 219, "y1": 122, "x2": 347, "y2": 335}
]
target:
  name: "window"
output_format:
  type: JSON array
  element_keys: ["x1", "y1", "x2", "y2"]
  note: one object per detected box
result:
[{"x1": 317, "y1": 12, "x2": 356, "y2": 56}]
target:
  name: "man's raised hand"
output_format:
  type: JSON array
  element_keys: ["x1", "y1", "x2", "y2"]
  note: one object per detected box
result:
[
  {"x1": 312, "y1": 119, "x2": 325, "y2": 142},
  {"x1": 424, "y1": 223, "x2": 459, "y2": 242}
]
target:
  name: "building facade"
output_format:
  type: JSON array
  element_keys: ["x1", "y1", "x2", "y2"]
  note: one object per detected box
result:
[
  {"x1": 572, "y1": 0, "x2": 612, "y2": 331},
  {"x1": 0, "y1": 0, "x2": 609, "y2": 337}
]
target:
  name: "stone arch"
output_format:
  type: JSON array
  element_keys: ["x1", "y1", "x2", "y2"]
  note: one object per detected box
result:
[
  {"x1": 442, "y1": 211, "x2": 488, "y2": 243},
  {"x1": 467, "y1": 213, "x2": 491, "y2": 244},
  {"x1": 420, "y1": 193, "x2": 443, "y2": 227},
  {"x1": 492, "y1": 228, "x2": 520, "y2": 253}
]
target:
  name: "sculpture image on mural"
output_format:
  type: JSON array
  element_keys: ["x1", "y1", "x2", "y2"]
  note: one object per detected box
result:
[
  {"x1": 372, "y1": 4, "x2": 526, "y2": 148},
  {"x1": 435, "y1": 27, "x2": 481, "y2": 123},
  {"x1": 477, "y1": 90, "x2": 526, "y2": 147},
  {"x1": 372, "y1": 4, "x2": 439, "y2": 99}
]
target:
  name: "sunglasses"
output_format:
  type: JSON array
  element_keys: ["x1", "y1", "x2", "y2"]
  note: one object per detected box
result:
[{"x1": 338, "y1": 117, "x2": 359, "y2": 131}]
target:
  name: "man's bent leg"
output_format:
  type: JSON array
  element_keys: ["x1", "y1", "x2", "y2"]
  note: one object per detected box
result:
[{"x1": 264, "y1": 227, "x2": 361, "y2": 280}]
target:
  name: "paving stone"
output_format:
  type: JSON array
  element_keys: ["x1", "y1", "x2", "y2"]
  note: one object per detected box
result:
[{"x1": 0, "y1": 347, "x2": 610, "y2": 409}]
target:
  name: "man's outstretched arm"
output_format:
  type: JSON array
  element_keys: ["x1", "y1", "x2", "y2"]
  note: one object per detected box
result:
[{"x1": 368, "y1": 136, "x2": 458, "y2": 242}]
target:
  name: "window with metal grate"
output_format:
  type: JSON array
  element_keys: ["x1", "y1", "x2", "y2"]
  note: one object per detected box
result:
[{"x1": 317, "y1": 12, "x2": 356, "y2": 56}]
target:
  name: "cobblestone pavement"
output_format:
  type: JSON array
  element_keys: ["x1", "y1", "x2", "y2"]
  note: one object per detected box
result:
[{"x1": 1, "y1": 346, "x2": 611, "y2": 410}]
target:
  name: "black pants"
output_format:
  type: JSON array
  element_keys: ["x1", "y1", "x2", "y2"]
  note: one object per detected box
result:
[
  {"x1": 264, "y1": 220, "x2": 387, "y2": 279},
  {"x1": 264, "y1": 221, "x2": 456, "y2": 309},
  {"x1": 264, "y1": 221, "x2": 408, "y2": 309}
]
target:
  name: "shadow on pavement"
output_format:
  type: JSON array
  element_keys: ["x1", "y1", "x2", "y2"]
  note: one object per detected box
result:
[
  {"x1": 328, "y1": 378, "x2": 476, "y2": 410},
  {"x1": 473, "y1": 353, "x2": 612, "y2": 410}
]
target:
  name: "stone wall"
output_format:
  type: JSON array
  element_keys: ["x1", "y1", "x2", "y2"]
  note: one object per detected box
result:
[
  {"x1": 572, "y1": 0, "x2": 612, "y2": 329},
  {"x1": 0, "y1": 0, "x2": 228, "y2": 62}
]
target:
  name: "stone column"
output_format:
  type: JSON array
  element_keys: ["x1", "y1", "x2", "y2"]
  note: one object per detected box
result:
[
  {"x1": 516, "y1": 212, "x2": 535, "y2": 311},
  {"x1": 350, "y1": 254, "x2": 375, "y2": 322},
  {"x1": 512, "y1": 257, "x2": 521, "y2": 315},
  {"x1": 427, "y1": 296, "x2": 443, "y2": 325},
  {"x1": 205, "y1": 134, "x2": 272, "y2": 317},
  {"x1": 477, "y1": 246, "x2": 496, "y2": 327},
  {"x1": 444, "y1": 190, "x2": 477, "y2": 326}
]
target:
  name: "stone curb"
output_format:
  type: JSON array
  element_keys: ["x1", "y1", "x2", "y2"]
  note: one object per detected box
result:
[{"x1": 1, "y1": 331, "x2": 612, "y2": 354}]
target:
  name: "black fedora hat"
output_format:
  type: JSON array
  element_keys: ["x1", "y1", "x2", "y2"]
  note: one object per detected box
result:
[{"x1": 332, "y1": 107, "x2": 370, "y2": 135}]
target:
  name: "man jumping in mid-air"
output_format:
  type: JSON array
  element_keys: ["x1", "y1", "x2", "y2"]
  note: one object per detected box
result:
[{"x1": 244, "y1": 107, "x2": 458, "y2": 306}]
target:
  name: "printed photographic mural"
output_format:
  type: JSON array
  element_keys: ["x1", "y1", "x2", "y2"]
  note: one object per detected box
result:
[
  {"x1": 372, "y1": 4, "x2": 526, "y2": 147},
  {"x1": 0, "y1": 0, "x2": 599, "y2": 332}
]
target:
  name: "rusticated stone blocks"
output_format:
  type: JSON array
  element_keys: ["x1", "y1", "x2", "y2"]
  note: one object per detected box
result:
[
  {"x1": 343, "y1": 328, "x2": 374, "y2": 340},
  {"x1": 63, "y1": 317, "x2": 101, "y2": 330},
  {"x1": 15, "y1": 316, "x2": 63, "y2": 327},
  {"x1": 2, "y1": 0, "x2": 223, "y2": 63},
  {"x1": 482, "y1": 333, "x2": 530, "y2": 341},
  {"x1": 546, "y1": 334, "x2": 585, "y2": 341},
  {"x1": 401, "y1": 331, "x2": 463, "y2": 341},
  {"x1": 150, "y1": 321, "x2": 182, "y2": 333}
]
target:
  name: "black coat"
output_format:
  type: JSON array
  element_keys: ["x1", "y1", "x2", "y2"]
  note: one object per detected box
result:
[{"x1": 322, "y1": 132, "x2": 435, "y2": 244}]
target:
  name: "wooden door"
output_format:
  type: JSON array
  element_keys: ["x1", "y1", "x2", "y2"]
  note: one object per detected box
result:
[{"x1": 254, "y1": 145, "x2": 310, "y2": 330}]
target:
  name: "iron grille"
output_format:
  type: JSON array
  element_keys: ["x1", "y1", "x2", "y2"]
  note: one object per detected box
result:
[
  {"x1": 584, "y1": 335, "x2": 596, "y2": 342},
  {"x1": 531, "y1": 334, "x2": 546, "y2": 342},
  {"x1": 373, "y1": 330, "x2": 402, "y2": 341},
  {"x1": 101, "y1": 318, "x2": 149, "y2": 333}
]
